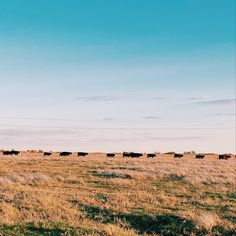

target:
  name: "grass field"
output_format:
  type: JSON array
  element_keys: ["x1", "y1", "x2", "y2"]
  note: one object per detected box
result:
[{"x1": 0, "y1": 153, "x2": 235, "y2": 235}]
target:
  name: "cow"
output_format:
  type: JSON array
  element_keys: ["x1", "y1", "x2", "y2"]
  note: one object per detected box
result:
[
  {"x1": 174, "y1": 153, "x2": 183, "y2": 158},
  {"x1": 3, "y1": 150, "x2": 20, "y2": 156},
  {"x1": 107, "y1": 153, "x2": 115, "y2": 158},
  {"x1": 123, "y1": 152, "x2": 143, "y2": 158},
  {"x1": 219, "y1": 154, "x2": 231, "y2": 160},
  {"x1": 77, "y1": 152, "x2": 88, "y2": 157},
  {"x1": 196, "y1": 154, "x2": 205, "y2": 159},
  {"x1": 3, "y1": 151, "x2": 13, "y2": 156},
  {"x1": 44, "y1": 152, "x2": 52, "y2": 156},
  {"x1": 130, "y1": 152, "x2": 143, "y2": 158},
  {"x1": 60, "y1": 152, "x2": 72, "y2": 157},
  {"x1": 11, "y1": 151, "x2": 20, "y2": 155},
  {"x1": 147, "y1": 153, "x2": 156, "y2": 158},
  {"x1": 123, "y1": 152, "x2": 131, "y2": 158}
]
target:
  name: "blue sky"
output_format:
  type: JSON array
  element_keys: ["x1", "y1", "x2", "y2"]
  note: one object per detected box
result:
[{"x1": 0, "y1": 0, "x2": 235, "y2": 152}]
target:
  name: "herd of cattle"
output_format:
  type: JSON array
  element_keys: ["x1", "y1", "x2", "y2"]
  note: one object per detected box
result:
[{"x1": 0, "y1": 150, "x2": 234, "y2": 160}]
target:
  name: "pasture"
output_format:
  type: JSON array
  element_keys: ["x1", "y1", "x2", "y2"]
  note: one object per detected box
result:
[{"x1": 0, "y1": 153, "x2": 235, "y2": 235}]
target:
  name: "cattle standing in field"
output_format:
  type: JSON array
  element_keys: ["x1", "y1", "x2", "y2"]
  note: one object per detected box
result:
[
  {"x1": 123, "y1": 152, "x2": 143, "y2": 158},
  {"x1": 107, "y1": 153, "x2": 115, "y2": 158},
  {"x1": 3, "y1": 150, "x2": 20, "y2": 156},
  {"x1": 3, "y1": 151, "x2": 12, "y2": 156},
  {"x1": 123, "y1": 152, "x2": 131, "y2": 158},
  {"x1": 219, "y1": 154, "x2": 231, "y2": 160},
  {"x1": 77, "y1": 152, "x2": 88, "y2": 157},
  {"x1": 60, "y1": 152, "x2": 72, "y2": 157},
  {"x1": 11, "y1": 151, "x2": 20, "y2": 155},
  {"x1": 174, "y1": 153, "x2": 183, "y2": 158},
  {"x1": 130, "y1": 152, "x2": 143, "y2": 158},
  {"x1": 196, "y1": 154, "x2": 205, "y2": 159},
  {"x1": 44, "y1": 152, "x2": 52, "y2": 156},
  {"x1": 147, "y1": 153, "x2": 156, "y2": 158}
]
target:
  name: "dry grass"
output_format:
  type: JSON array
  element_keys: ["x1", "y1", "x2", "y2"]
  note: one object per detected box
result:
[
  {"x1": 0, "y1": 153, "x2": 235, "y2": 235},
  {"x1": 196, "y1": 212, "x2": 219, "y2": 232}
]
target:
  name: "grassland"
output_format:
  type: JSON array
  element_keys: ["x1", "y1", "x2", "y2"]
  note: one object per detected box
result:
[{"x1": 0, "y1": 153, "x2": 235, "y2": 235}]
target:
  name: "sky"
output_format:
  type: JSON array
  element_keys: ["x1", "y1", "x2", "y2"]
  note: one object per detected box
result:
[{"x1": 0, "y1": 0, "x2": 235, "y2": 153}]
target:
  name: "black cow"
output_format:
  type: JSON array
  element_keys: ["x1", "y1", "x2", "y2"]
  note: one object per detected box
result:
[
  {"x1": 123, "y1": 152, "x2": 131, "y2": 158},
  {"x1": 77, "y1": 152, "x2": 88, "y2": 157},
  {"x1": 174, "y1": 153, "x2": 183, "y2": 158},
  {"x1": 60, "y1": 152, "x2": 72, "y2": 157},
  {"x1": 3, "y1": 151, "x2": 12, "y2": 156},
  {"x1": 3, "y1": 150, "x2": 20, "y2": 156},
  {"x1": 130, "y1": 152, "x2": 143, "y2": 158},
  {"x1": 219, "y1": 154, "x2": 231, "y2": 160},
  {"x1": 107, "y1": 153, "x2": 115, "y2": 158},
  {"x1": 11, "y1": 151, "x2": 20, "y2": 155},
  {"x1": 196, "y1": 154, "x2": 205, "y2": 159},
  {"x1": 123, "y1": 152, "x2": 143, "y2": 158},
  {"x1": 44, "y1": 152, "x2": 52, "y2": 156},
  {"x1": 147, "y1": 153, "x2": 156, "y2": 158}
]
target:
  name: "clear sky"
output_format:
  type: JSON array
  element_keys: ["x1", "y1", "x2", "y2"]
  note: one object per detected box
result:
[{"x1": 0, "y1": 0, "x2": 235, "y2": 153}]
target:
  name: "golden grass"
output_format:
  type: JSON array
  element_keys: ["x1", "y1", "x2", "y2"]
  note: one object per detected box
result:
[
  {"x1": 196, "y1": 212, "x2": 219, "y2": 232},
  {"x1": 0, "y1": 154, "x2": 235, "y2": 235}
]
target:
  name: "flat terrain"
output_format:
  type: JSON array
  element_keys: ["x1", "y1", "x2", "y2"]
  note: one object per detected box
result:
[{"x1": 0, "y1": 153, "x2": 235, "y2": 235}]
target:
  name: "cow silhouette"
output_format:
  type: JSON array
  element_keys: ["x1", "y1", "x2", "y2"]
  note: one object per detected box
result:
[
  {"x1": 107, "y1": 153, "x2": 115, "y2": 158},
  {"x1": 147, "y1": 153, "x2": 156, "y2": 158},
  {"x1": 44, "y1": 152, "x2": 52, "y2": 156},
  {"x1": 60, "y1": 152, "x2": 72, "y2": 157},
  {"x1": 219, "y1": 154, "x2": 231, "y2": 160},
  {"x1": 174, "y1": 153, "x2": 183, "y2": 158},
  {"x1": 3, "y1": 150, "x2": 20, "y2": 156},
  {"x1": 196, "y1": 154, "x2": 205, "y2": 159},
  {"x1": 123, "y1": 152, "x2": 143, "y2": 158},
  {"x1": 77, "y1": 152, "x2": 88, "y2": 157}
]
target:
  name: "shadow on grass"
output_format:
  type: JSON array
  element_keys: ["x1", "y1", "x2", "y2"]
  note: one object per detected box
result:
[
  {"x1": 0, "y1": 222, "x2": 95, "y2": 236},
  {"x1": 80, "y1": 204, "x2": 195, "y2": 235},
  {"x1": 79, "y1": 203, "x2": 235, "y2": 236},
  {"x1": 91, "y1": 170, "x2": 131, "y2": 179}
]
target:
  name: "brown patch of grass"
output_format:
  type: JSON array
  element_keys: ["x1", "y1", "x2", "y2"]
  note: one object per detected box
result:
[
  {"x1": 104, "y1": 224, "x2": 138, "y2": 236},
  {"x1": 0, "y1": 203, "x2": 20, "y2": 224},
  {"x1": 196, "y1": 212, "x2": 219, "y2": 231}
]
